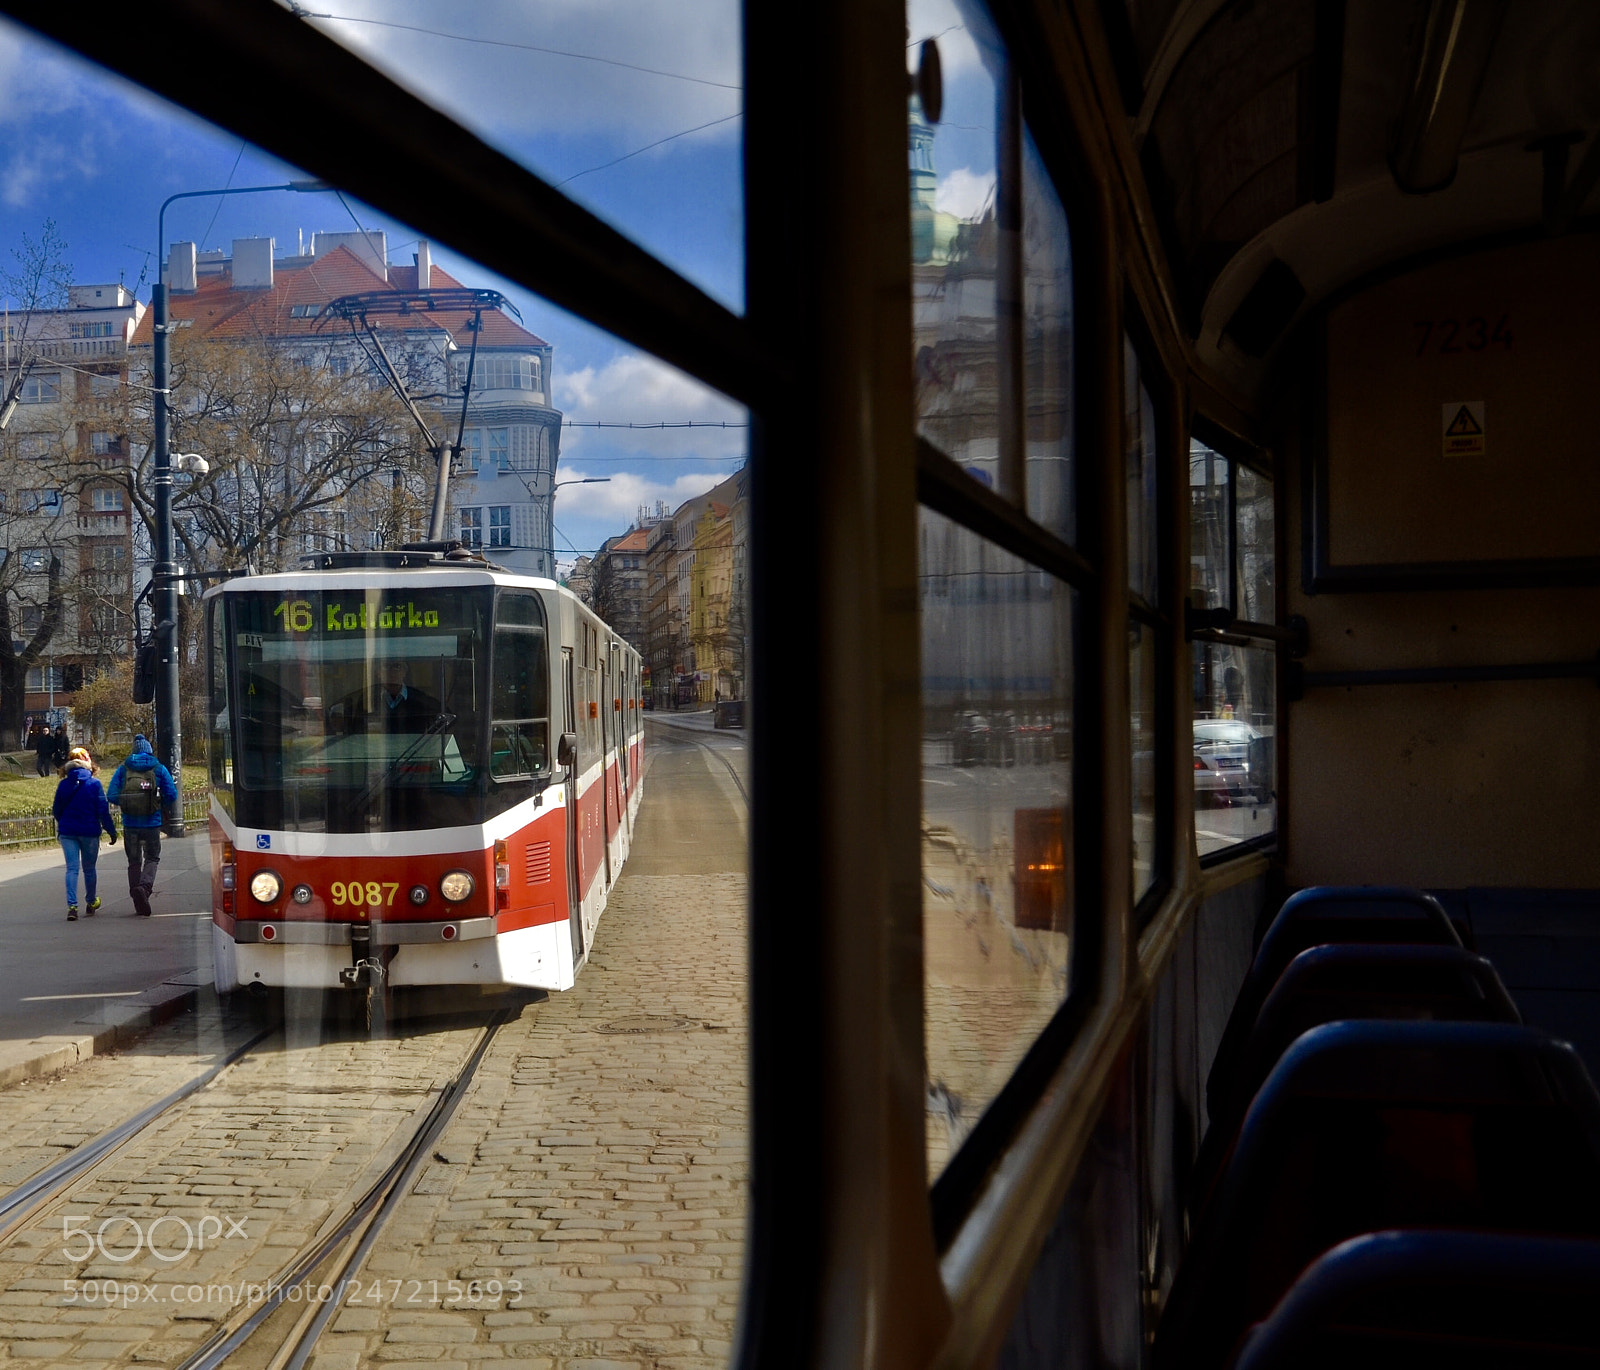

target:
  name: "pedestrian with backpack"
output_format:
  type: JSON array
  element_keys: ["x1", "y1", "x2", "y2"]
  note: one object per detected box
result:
[
  {"x1": 52, "y1": 747, "x2": 117, "y2": 921},
  {"x1": 107, "y1": 734, "x2": 177, "y2": 917}
]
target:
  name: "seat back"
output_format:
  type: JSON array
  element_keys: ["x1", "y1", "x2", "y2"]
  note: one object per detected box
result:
[
  {"x1": 1229, "y1": 1229, "x2": 1600, "y2": 1370},
  {"x1": 1206, "y1": 887, "x2": 1461, "y2": 1123},
  {"x1": 1156, "y1": 1021, "x2": 1600, "y2": 1370},
  {"x1": 1194, "y1": 945, "x2": 1520, "y2": 1206}
]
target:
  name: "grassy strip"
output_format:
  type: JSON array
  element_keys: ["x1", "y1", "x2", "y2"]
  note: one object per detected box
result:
[{"x1": 0, "y1": 776, "x2": 210, "y2": 822}]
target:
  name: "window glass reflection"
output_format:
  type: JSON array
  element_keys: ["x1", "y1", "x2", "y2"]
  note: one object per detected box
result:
[
  {"x1": 1022, "y1": 128, "x2": 1075, "y2": 542},
  {"x1": 1125, "y1": 337, "x2": 1159, "y2": 603},
  {"x1": 1236, "y1": 463, "x2": 1274, "y2": 623},
  {"x1": 1189, "y1": 440, "x2": 1229, "y2": 613},
  {"x1": 910, "y1": 0, "x2": 1002, "y2": 487},
  {"x1": 1193, "y1": 642, "x2": 1277, "y2": 856},
  {"x1": 1130, "y1": 618, "x2": 1159, "y2": 903},
  {"x1": 921, "y1": 508, "x2": 1074, "y2": 1178}
]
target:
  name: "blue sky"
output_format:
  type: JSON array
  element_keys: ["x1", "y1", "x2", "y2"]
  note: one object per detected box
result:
[
  {"x1": 0, "y1": 4, "x2": 749, "y2": 565},
  {"x1": 0, "y1": 2, "x2": 998, "y2": 565}
]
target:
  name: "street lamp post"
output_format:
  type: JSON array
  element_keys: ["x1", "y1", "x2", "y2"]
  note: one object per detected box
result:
[
  {"x1": 548, "y1": 477, "x2": 609, "y2": 579},
  {"x1": 150, "y1": 181, "x2": 330, "y2": 821}
]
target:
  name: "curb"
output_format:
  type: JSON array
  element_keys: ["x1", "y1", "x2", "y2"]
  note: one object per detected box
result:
[{"x1": 0, "y1": 970, "x2": 211, "y2": 1089}]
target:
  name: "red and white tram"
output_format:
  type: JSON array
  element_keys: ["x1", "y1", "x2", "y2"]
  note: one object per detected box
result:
[{"x1": 202, "y1": 549, "x2": 643, "y2": 1002}]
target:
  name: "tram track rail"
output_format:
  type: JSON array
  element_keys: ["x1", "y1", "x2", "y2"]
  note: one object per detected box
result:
[
  {"x1": 647, "y1": 715, "x2": 749, "y2": 807},
  {"x1": 176, "y1": 1008, "x2": 510, "y2": 1370},
  {"x1": 0, "y1": 1021, "x2": 281, "y2": 1246}
]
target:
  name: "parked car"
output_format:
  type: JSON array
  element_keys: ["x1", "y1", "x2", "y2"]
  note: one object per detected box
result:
[
  {"x1": 1193, "y1": 719, "x2": 1270, "y2": 804},
  {"x1": 713, "y1": 699, "x2": 746, "y2": 729},
  {"x1": 953, "y1": 712, "x2": 991, "y2": 767}
]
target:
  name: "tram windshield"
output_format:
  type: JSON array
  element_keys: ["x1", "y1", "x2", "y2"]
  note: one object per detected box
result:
[{"x1": 225, "y1": 587, "x2": 505, "y2": 833}]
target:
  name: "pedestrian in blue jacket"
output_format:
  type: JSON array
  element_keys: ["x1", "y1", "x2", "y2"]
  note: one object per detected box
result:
[
  {"x1": 107, "y1": 734, "x2": 177, "y2": 918},
  {"x1": 52, "y1": 746, "x2": 117, "y2": 921}
]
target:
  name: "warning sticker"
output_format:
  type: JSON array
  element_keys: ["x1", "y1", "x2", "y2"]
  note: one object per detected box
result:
[{"x1": 1442, "y1": 401, "x2": 1486, "y2": 457}]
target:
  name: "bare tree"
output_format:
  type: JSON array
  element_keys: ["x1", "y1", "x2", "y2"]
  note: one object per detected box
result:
[
  {"x1": 0, "y1": 222, "x2": 77, "y2": 746},
  {"x1": 116, "y1": 329, "x2": 438, "y2": 578}
]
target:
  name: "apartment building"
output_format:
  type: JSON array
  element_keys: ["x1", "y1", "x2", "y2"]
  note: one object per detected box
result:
[{"x1": 1, "y1": 284, "x2": 143, "y2": 734}]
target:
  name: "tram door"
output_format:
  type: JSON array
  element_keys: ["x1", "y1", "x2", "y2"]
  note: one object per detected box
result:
[{"x1": 562, "y1": 646, "x2": 583, "y2": 960}]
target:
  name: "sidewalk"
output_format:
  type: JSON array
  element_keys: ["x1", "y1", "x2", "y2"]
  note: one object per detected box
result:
[{"x1": 0, "y1": 830, "x2": 216, "y2": 1086}]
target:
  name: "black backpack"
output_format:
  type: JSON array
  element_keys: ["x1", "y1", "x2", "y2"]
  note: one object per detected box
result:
[{"x1": 119, "y1": 771, "x2": 159, "y2": 819}]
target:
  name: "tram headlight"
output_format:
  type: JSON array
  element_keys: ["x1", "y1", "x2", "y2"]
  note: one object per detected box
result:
[
  {"x1": 439, "y1": 870, "x2": 474, "y2": 903},
  {"x1": 249, "y1": 870, "x2": 283, "y2": 904}
]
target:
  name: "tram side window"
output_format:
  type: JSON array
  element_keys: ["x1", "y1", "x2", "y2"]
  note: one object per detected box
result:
[
  {"x1": 1126, "y1": 336, "x2": 1159, "y2": 604},
  {"x1": 1126, "y1": 336, "x2": 1167, "y2": 911},
  {"x1": 920, "y1": 509, "x2": 1076, "y2": 1181},
  {"x1": 1022, "y1": 128, "x2": 1075, "y2": 542},
  {"x1": 1190, "y1": 437, "x2": 1277, "y2": 859},
  {"x1": 488, "y1": 592, "x2": 550, "y2": 812},
  {"x1": 207, "y1": 598, "x2": 234, "y2": 814}
]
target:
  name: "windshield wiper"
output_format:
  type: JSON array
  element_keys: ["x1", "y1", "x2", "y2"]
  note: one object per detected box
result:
[{"x1": 354, "y1": 712, "x2": 458, "y2": 811}]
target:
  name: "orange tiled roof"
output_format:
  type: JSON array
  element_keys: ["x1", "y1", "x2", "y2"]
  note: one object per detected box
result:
[
  {"x1": 611, "y1": 527, "x2": 651, "y2": 554},
  {"x1": 128, "y1": 247, "x2": 546, "y2": 350}
]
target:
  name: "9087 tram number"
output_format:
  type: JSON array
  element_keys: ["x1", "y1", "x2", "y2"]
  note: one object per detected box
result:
[{"x1": 329, "y1": 881, "x2": 399, "y2": 907}]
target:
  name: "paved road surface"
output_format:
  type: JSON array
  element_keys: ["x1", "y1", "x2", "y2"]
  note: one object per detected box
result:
[
  {"x1": 0, "y1": 832, "x2": 214, "y2": 1046},
  {"x1": 0, "y1": 719, "x2": 749, "y2": 1370}
]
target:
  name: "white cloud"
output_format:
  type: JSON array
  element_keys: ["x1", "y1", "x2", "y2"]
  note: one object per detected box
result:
[
  {"x1": 556, "y1": 350, "x2": 746, "y2": 462},
  {"x1": 553, "y1": 465, "x2": 726, "y2": 524},
  {"x1": 907, "y1": 0, "x2": 986, "y2": 78},
  {"x1": 936, "y1": 166, "x2": 994, "y2": 221}
]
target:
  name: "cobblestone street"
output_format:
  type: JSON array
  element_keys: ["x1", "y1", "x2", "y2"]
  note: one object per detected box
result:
[{"x1": 0, "y1": 722, "x2": 748, "y2": 1370}]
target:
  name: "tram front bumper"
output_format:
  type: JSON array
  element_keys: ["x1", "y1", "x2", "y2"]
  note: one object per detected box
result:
[{"x1": 231, "y1": 917, "x2": 496, "y2": 945}]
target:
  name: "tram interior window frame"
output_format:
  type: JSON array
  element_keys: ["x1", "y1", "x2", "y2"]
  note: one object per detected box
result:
[
  {"x1": 913, "y1": 4, "x2": 1107, "y2": 1244},
  {"x1": 1124, "y1": 314, "x2": 1175, "y2": 927},
  {"x1": 1189, "y1": 417, "x2": 1280, "y2": 867}
]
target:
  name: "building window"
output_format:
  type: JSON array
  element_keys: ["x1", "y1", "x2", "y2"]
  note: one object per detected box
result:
[
  {"x1": 456, "y1": 355, "x2": 537, "y2": 392},
  {"x1": 289, "y1": 303, "x2": 320, "y2": 318},
  {"x1": 459, "y1": 507, "x2": 483, "y2": 548},
  {"x1": 91, "y1": 544, "x2": 126, "y2": 572},
  {"x1": 20, "y1": 489, "x2": 61, "y2": 514},
  {"x1": 91, "y1": 487, "x2": 125, "y2": 512},
  {"x1": 19, "y1": 372, "x2": 60, "y2": 404},
  {"x1": 328, "y1": 353, "x2": 350, "y2": 376},
  {"x1": 90, "y1": 371, "x2": 121, "y2": 396},
  {"x1": 489, "y1": 506, "x2": 512, "y2": 547},
  {"x1": 26, "y1": 665, "x2": 66, "y2": 692},
  {"x1": 18, "y1": 548, "x2": 50, "y2": 573},
  {"x1": 460, "y1": 428, "x2": 482, "y2": 472},
  {"x1": 90, "y1": 431, "x2": 119, "y2": 455},
  {"x1": 69, "y1": 320, "x2": 115, "y2": 338},
  {"x1": 488, "y1": 428, "x2": 509, "y2": 470}
]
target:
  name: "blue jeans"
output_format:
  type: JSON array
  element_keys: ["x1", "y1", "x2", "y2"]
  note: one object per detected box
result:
[{"x1": 60, "y1": 833, "x2": 101, "y2": 906}]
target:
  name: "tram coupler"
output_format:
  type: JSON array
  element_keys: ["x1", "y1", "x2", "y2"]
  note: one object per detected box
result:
[
  {"x1": 341, "y1": 926, "x2": 386, "y2": 990},
  {"x1": 340, "y1": 959, "x2": 385, "y2": 990}
]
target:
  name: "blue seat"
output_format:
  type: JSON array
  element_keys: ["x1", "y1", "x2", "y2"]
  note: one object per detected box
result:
[
  {"x1": 1206, "y1": 887, "x2": 1461, "y2": 1128},
  {"x1": 1193, "y1": 944, "x2": 1520, "y2": 1206},
  {"x1": 1229, "y1": 1229, "x2": 1600, "y2": 1369},
  {"x1": 1154, "y1": 1021, "x2": 1600, "y2": 1370}
]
